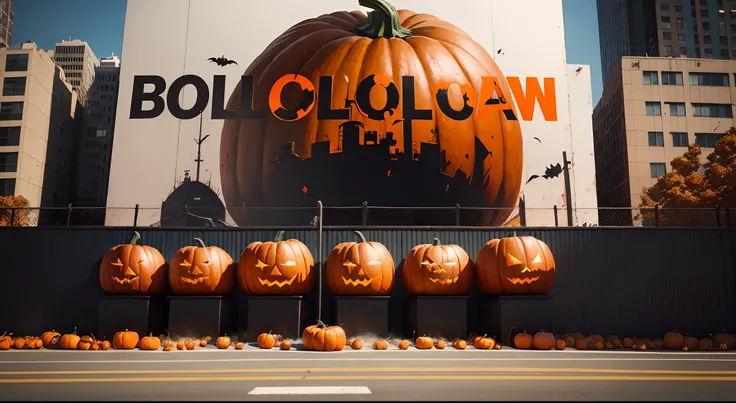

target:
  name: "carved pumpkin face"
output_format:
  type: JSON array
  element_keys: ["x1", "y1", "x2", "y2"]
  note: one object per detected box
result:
[
  {"x1": 99, "y1": 231, "x2": 168, "y2": 295},
  {"x1": 402, "y1": 238, "x2": 474, "y2": 295},
  {"x1": 237, "y1": 231, "x2": 315, "y2": 295},
  {"x1": 169, "y1": 238, "x2": 235, "y2": 295},
  {"x1": 475, "y1": 235, "x2": 555, "y2": 295},
  {"x1": 326, "y1": 231, "x2": 394, "y2": 295}
]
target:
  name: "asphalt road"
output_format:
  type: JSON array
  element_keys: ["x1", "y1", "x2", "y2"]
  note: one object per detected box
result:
[{"x1": 1, "y1": 346, "x2": 736, "y2": 401}]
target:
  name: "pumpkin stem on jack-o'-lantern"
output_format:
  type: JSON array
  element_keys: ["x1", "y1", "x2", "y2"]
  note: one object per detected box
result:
[
  {"x1": 353, "y1": 231, "x2": 368, "y2": 243},
  {"x1": 129, "y1": 231, "x2": 141, "y2": 245},
  {"x1": 432, "y1": 238, "x2": 442, "y2": 246},
  {"x1": 193, "y1": 238, "x2": 206, "y2": 248},
  {"x1": 273, "y1": 231, "x2": 286, "y2": 242},
  {"x1": 355, "y1": 0, "x2": 412, "y2": 40}
]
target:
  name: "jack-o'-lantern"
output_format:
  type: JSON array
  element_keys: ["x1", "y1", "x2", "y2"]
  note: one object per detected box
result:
[
  {"x1": 170, "y1": 238, "x2": 235, "y2": 295},
  {"x1": 403, "y1": 238, "x2": 474, "y2": 295},
  {"x1": 99, "y1": 231, "x2": 168, "y2": 295},
  {"x1": 238, "y1": 231, "x2": 315, "y2": 295},
  {"x1": 476, "y1": 234, "x2": 556, "y2": 295},
  {"x1": 326, "y1": 231, "x2": 394, "y2": 295},
  {"x1": 219, "y1": 0, "x2": 523, "y2": 228}
]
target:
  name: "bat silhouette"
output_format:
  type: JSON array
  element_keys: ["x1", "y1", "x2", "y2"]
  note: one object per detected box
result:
[
  {"x1": 533, "y1": 137, "x2": 541, "y2": 143},
  {"x1": 208, "y1": 55, "x2": 238, "y2": 67},
  {"x1": 525, "y1": 163, "x2": 564, "y2": 185},
  {"x1": 497, "y1": 49, "x2": 503, "y2": 54}
]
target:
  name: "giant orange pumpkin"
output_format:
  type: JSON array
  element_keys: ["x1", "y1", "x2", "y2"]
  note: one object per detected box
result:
[
  {"x1": 169, "y1": 238, "x2": 235, "y2": 295},
  {"x1": 475, "y1": 235, "x2": 556, "y2": 295},
  {"x1": 99, "y1": 231, "x2": 168, "y2": 295},
  {"x1": 219, "y1": 0, "x2": 523, "y2": 227},
  {"x1": 326, "y1": 231, "x2": 394, "y2": 295},
  {"x1": 238, "y1": 231, "x2": 315, "y2": 295},
  {"x1": 402, "y1": 238, "x2": 474, "y2": 295}
]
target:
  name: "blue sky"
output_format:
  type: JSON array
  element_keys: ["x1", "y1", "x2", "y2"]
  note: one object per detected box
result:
[{"x1": 12, "y1": 0, "x2": 603, "y2": 101}]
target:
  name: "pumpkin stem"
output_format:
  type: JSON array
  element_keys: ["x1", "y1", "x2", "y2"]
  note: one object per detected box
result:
[
  {"x1": 513, "y1": 231, "x2": 517, "y2": 237},
  {"x1": 130, "y1": 231, "x2": 141, "y2": 245},
  {"x1": 274, "y1": 231, "x2": 286, "y2": 242},
  {"x1": 73, "y1": 326, "x2": 77, "y2": 335},
  {"x1": 90, "y1": 333, "x2": 96, "y2": 341},
  {"x1": 432, "y1": 238, "x2": 441, "y2": 246},
  {"x1": 354, "y1": 231, "x2": 368, "y2": 243},
  {"x1": 316, "y1": 320, "x2": 327, "y2": 328},
  {"x1": 193, "y1": 238, "x2": 206, "y2": 248},
  {"x1": 355, "y1": 0, "x2": 412, "y2": 39}
]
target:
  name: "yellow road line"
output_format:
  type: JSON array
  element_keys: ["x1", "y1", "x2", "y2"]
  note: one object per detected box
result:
[
  {"x1": 0, "y1": 374, "x2": 735, "y2": 384},
  {"x1": 2, "y1": 366, "x2": 736, "y2": 376}
]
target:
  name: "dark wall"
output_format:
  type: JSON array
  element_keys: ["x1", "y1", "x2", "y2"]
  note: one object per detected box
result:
[{"x1": 1, "y1": 227, "x2": 734, "y2": 338}]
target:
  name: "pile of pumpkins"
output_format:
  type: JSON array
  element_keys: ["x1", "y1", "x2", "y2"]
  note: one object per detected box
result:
[
  {"x1": 510, "y1": 329, "x2": 736, "y2": 351},
  {"x1": 0, "y1": 329, "x2": 298, "y2": 351}
]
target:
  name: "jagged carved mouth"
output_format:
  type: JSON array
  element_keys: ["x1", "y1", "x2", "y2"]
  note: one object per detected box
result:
[
  {"x1": 258, "y1": 275, "x2": 298, "y2": 288},
  {"x1": 429, "y1": 277, "x2": 458, "y2": 285},
  {"x1": 112, "y1": 276, "x2": 138, "y2": 285},
  {"x1": 506, "y1": 277, "x2": 540, "y2": 285},
  {"x1": 342, "y1": 277, "x2": 374, "y2": 287},
  {"x1": 180, "y1": 276, "x2": 209, "y2": 284}
]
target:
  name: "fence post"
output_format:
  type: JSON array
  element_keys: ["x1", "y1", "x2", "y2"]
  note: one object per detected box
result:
[
  {"x1": 134, "y1": 204, "x2": 140, "y2": 227},
  {"x1": 519, "y1": 197, "x2": 527, "y2": 227},
  {"x1": 553, "y1": 205, "x2": 559, "y2": 227},
  {"x1": 455, "y1": 204, "x2": 461, "y2": 226},
  {"x1": 716, "y1": 205, "x2": 721, "y2": 227},
  {"x1": 361, "y1": 201, "x2": 368, "y2": 226},
  {"x1": 654, "y1": 205, "x2": 660, "y2": 227},
  {"x1": 66, "y1": 203, "x2": 72, "y2": 226}
]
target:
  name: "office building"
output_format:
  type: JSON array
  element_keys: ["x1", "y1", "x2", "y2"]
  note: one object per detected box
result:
[
  {"x1": 598, "y1": 0, "x2": 736, "y2": 87},
  {"x1": 0, "y1": 0, "x2": 12, "y2": 49},
  {"x1": 52, "y1": 39, "x2": 99, "y2": 106},
  {"x1": 75, "y1": 54, "x2": 120, "y2": 210},
  {"x1": 592, "y1": 56, "x2": 736, "y2": 212},
  {"x1": 0, "y1": 42, "x2": 80, "y2": 207}
]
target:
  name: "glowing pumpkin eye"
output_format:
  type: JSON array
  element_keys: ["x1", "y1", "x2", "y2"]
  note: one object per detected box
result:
[
  {"x1": 444, "y1": 261, "x2": 457, "y2": 266},
  {"x1": 343, "y1": 261, "x2": 356, "y2": 274},
  {"x1": 506, "y1": 254, "x2": 523, "y2": 266},
  {"x1": 112, "y1": 258, "x2": 123, "y2": 267},
  {"x1": 367, "y1": 260, "x2": 381, "y2": 265},
  {"x1": 421, "y1": 260, "x2": 432, "y2": 266},
  {"x1": 532, "y1": 254, "x2": 542, "y2": 264},
  {"x1": 180, "y1": 260, "x2": 192, "y2": 267},
  {"x1": 255, "y1": 260, "x2": 269, "y2": 269},
  {"x1": 281, "y1": 261, "x2": 297, "y2": 267}
]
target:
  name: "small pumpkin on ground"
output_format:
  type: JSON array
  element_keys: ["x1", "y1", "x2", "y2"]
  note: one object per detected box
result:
[
  {"x1": 683, "y1": 335, "x2": 698, "y2": 351},
  {"x1": 302, "y1": 321, "x2": 346, "y2": 351},
  {"x1": 454, "y1": 339, "x2": 467, "y2": 350},
  {"x1": 177, "y1": 341, "x2": 186, "y2": 350},
  {"x1": 373, "y1": 340, "x2": 388, "y2": 350},
  {"x1": 713, "y1": 332, "x2": 735, "y2": 350},
  {"x1": 494, "y1": 343, "x2": 502, "y2": 350},
  {"x1": 574, "y1": 339, "x2": 588, "y2": 350},
  {"x1": 532, "y1": 331, "x2": 555, "y2": 350},
  {"x1": 350, "y1": 339, "x2": 364, "y2": 350},
  {"x1": 513, "y1": 330, "x2": 533, "y2": 349},
  {"x1": 235, "y1": 342, "x2": 245, "y2": 350},
  {"x1": 699, "y1": 338, "x2": 713, "y2": 351},
  {"x1": 622, "y1": 337, "x2": 634, "y2": 349},
  {"x1": 474, "y1": 335, "x2": 494, "y2": 350},
  {"x1": 0, "y1": 332, "x2": 12, "y2": 350},
  {"x1": 664, "y1": 330, "x2": 684, "y2": 350},
  {"x1": 185, "y1": 339, "x2": 197, "y2": 350},
  {"x1": 435, "y1": 340, "x2": 446, "y2": 350},
  {"x1": 415, "y1": 336, "x2": 434, "y2": 350},
  {"x1": 555, "y1": 339, "x2": 566, "y2": 350},
  {"x1": 12, "y1": 337, "x2": 25, "y2": 350},
  {"x1": 113, "y1": 330, "x2": 139, "y2": 350},
  {"x1": 78, "y1": 334, "x2": 96, "y2": 351},
  {"x1": 163, "y1": 343, "x2": 174, "y2": 351},
  {"x1": 140, "y1": 333, "x2": 162, "y2": 351},
  {"x1": 280, "y1": 339, "x2": 292, "y2": 350},
  {"x1": 216, "y1": 335, "x2": 232, "y2": 349},
  {"x1": 41, "y1": 330, "x2": 61, "y2": 349},
  {"x1": 258, "y1": 332, "x2": 276, "y2": 349},
  {"x1": 399, "y1": 340, "x2": 410, "y2": 350},
  {"x1": 60, "y1": 328, "x2": 81, "y2": 350}
]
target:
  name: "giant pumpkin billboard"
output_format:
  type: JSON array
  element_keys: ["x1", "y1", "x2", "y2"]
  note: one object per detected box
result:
[{"x1": 106, "y1": 0, "x2": 598, "y2": 227}]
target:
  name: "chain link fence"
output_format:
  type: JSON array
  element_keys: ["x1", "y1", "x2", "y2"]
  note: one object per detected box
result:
[{"x1": 1, "y1": 204, "x2": 734, "y2": 228}]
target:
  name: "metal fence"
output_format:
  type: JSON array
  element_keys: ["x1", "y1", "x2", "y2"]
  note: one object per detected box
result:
[{"x1": 1, "y1": 203, "x2": 734, "y2": 228}]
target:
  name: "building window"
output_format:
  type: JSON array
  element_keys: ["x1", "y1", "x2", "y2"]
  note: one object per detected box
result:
[
  {"x1": 4, "y1": 54, "x2": 28, "y2": 72},
  {"x1": 2, "y1": 77, "x2": 26, "y2": 96},
  {"x1": 662, "y1": 16, "x2": 671, "y2": 29},
  {"x1": 668, "y1": 102, "x2": 686, "y2": 116},
  {"x1": 650, "y1": 163, "x2": 667, "y2": 178},
  {"x1": 692, "y1": 103, "x2": 733, "y2": 118},
  {"x1": 0, "y1": 152, "x2": 18, "y2": 172},
  {"x1": 0, "y1": 102, "x2": 23, "y2": 121},
  {"x1": 678, "y1": 32, "x2": 686, "y2": 41},
  {"x1": 648, "y1": 131, "x2": 665, "y2": 147},
  {"x1": 675, "y1": 5, "x2": 682, "y2": 12},
  {"x1": 0, "y1": 178, "x2": 15, "y2": 196},
  {"x1": 695, "y1": 133, "x2": 724, "y2": 147},
  {"x1": 646, "y1": 102, "x2": 662, "y2": 116},
  {"x1": 662, "y1": 71, "x2": 683, "y2": 85},
  {"x1": 661, "y1": 3, "x2": 669, "y2": 11},
  {"x1": 722, "y1": 49, "x2": 730, "y2": 58},
  {"x1": 665, "y1": 45, "x2": 674, "y2": 56},
  {"x1": 672, "y1": 132, "x2": 689, "y2": 147},
  {"x1": 663, "y1": 32, "x2": 672, "y2": 40},
  {"x1": 643, "y1": 71, "x2": 659, "y2": 85},
  {"x1": 0, "y1": 126, "x2": 20, "y2": 146}
]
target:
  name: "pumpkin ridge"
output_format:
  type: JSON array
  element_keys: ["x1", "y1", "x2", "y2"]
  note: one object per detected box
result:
[{"x1": 287, "y1": 240, "x2": 308, "y2": 289}]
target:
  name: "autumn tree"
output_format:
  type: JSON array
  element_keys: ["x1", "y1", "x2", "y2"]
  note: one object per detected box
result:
[
  {"x1": 639, "y1": 127, "x2": 736, "y2": 226},
  {"x1": 0, "y1": 195, "x2": 33, "y2": 227}
]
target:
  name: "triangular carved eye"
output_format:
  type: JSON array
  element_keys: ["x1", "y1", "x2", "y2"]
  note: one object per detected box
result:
[
  {"x1": 506, "y1": 254, "x2": 523, "y2": 266},
  {"x1": 180, "y1": 260, "x2": 192, "y2": 267},
  {"x1": 255, "y1": 260, "x2": 268, "y2": 269},
  {"x1": 343, "y1": 261, "x2": 356, "y2": 275},
  {"x1": 531, "y1": 253, "x2": 542, "y2": 264},
  {"x1": 112, "y1": 258, "x2": 123, "y2": 267},
  {"x1": 421, "y1": 260, "x2": 433, "y2": 267}
]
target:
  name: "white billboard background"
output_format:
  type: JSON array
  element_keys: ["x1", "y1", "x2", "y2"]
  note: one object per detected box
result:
[{"x1": 107, "y1": 0, "x2": 597, "y2": 226}]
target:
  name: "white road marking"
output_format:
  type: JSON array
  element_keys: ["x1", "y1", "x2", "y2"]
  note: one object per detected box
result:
[{"x1": 248, "y1": 386, "x2": 371, "y2": 395}]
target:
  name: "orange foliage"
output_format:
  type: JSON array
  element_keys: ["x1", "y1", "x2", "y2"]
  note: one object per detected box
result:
[
  {"x1": 0, "y1": 195, "x2": 32, "y2": 227},
  {"x1": 639, "y1": 128, "x2": 736, "y2": 226}
]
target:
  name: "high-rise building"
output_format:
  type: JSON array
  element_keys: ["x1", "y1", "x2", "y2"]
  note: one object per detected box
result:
[
  {"x1": 0, "y1": 0, "x2": 12, "y2": 49},
  {"x1": 592, "y1": 56, "x2": 736, "y2": 216},
  {"x1": 598, "y1": 0, "x2": 736, "y2": 88},
  {"x1": 0, "y1": 42, "x2": 81, "y2": 207},
  {"x1": 52, "y1": 39, "x2": 99, "y2": 106},
  {"x1": 74, "y1": 54, "x2": 120, "y2": 212}
]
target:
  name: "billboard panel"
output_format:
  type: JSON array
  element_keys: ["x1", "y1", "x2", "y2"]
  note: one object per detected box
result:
[{"x1": 107, "y1": 0, "x2": 597, "y2": 226}]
